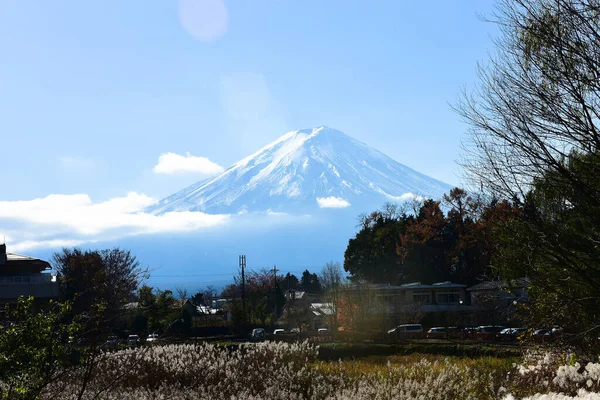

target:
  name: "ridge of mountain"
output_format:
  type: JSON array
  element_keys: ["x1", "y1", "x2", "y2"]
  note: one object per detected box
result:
[{"x1": 148, "y1": 126, "x2": 453, "y2": 214}]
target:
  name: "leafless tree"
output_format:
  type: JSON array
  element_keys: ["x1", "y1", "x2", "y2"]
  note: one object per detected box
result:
[
  {"x1": 454, "y1": 0, "x2": 600, "y2": 345},
  {"x1": 455, "y1": 0, "x2": 600, "y2": 202},
  {"x1": 319, "y1": 261, "x2": 346, "y2": 330},
  {"x1": 175, "y1": 287, "x2": 188, "y2": 301}
]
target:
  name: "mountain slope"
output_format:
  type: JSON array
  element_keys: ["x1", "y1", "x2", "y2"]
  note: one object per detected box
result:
[{"x1": 149, "y1": 126, "x2": 452, "y2": 214}]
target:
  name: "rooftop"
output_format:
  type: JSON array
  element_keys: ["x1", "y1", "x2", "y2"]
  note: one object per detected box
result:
[
  {"x1": 1, "y1": 246, "x2": 52, "y2": 272},
  {"x1": 345, "y1": 281, "x2": 468, "y2": 291},
  {"x1": 467, "y1": 278, "x2": 529, "y2": 291},
  {"x1": 400, "y1": 282, "x2": 433, "y2": 289},
  {"x1": 6, "y1": 253, "x2": 41, "y2": 262},
  {"x1": 310, "y1": 303, "x2": 335, "y2": 316},
  {"x1": 432, "y1": 281, "x2": 466, "y2": 288},
  {"x1": 285, "y1": 290, "x2": 311, "y2": 300},
  {"x1": 346, "y1": 283, "x2": 406, "y2": 291}
]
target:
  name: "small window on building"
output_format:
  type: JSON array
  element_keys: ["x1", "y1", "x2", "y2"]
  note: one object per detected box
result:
[
  {"x1": 437, "y1": 291, "x2": 461, "y2": 304},
  {"x1": 413, "y1": 291, "x2": 431, "y2": 304}
]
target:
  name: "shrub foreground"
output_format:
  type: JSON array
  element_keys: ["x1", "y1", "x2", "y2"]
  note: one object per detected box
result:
[
  {"x1": 23, "y1": 342, "x2": 600, "y2": 399},
  {"x1": 503, "y1": 351, "x2": 600, "y2": 400}
]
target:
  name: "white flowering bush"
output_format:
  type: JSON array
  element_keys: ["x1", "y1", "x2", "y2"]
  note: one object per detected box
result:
[
  {"x1": 44, "y1": 341, "x2": 331, "y2": 399},
  {"x1": 504, "y1": 350, "x2": 600, "y2": 399},
  {"x1": 39, "y1": 341, "x2": 502, "y2": 399},
  {"x1": 325, "y1": 358, "x2": 497, "y2": 399}
]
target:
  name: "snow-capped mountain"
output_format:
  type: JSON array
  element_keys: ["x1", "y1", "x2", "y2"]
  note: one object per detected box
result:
[{"x1": 149, "y1": 126, "x2": 452, "y2": 214}]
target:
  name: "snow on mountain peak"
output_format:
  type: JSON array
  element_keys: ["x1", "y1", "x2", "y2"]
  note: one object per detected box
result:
[{"x1": 148, "y1": 127, "x2": 453, "y2": 214}]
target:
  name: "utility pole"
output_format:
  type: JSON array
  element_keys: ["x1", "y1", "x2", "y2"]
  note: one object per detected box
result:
[
  {"x1": 239, "y1": 255, "x2": 246, "y2": 311},
  {"x1": 273, "y1": 264, "x2": 278, "y2": 322}
]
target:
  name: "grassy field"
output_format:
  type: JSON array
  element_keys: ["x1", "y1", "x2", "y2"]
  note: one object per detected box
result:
[
  {"x1": 21, "y1": 341, "x2": 598, "y2": 399},
  {"x1": 316, "y1": 341, "x2": 524, "y2": 360},
  {"x1": 316, "y1": 352, "x2": 517, "y2": 377}
]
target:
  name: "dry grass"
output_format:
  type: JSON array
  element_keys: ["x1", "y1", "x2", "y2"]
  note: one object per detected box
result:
[
  {"x1": 316, "y1": 352, "x2": 516, "y2": 378},
  {"x1": 7, "y1": 342, "x2": 595, "y2": 399}
]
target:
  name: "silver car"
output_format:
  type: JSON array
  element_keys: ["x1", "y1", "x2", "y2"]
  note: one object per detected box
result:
[{"x1": 251, "y1": 328, "x2": 266, "y2": 341}]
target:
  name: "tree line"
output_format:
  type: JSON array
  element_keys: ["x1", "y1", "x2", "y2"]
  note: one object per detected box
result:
[{"x1": 344, "y1": 189, "x2": 518, "y2": 288}]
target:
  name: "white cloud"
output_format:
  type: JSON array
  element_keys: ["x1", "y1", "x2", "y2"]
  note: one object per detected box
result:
[
  {"x1": 0, "y1": 192, "x2": 231, "y2": 252},
  {"x1": 316, "y1": 196, "x2": 351, "y2": 209},
  {"x1": 153, "y1": 152, "x2": 224, "y2": 176},
  {"x1": 11, "y1": 239, "x2": 89, "y2": 253},
  {"x1": 386, "y1": 192, "x2": 426, "y2": 203},
  {"x1": 265, "y1": 209, "x2": 288, "y2": 216}
]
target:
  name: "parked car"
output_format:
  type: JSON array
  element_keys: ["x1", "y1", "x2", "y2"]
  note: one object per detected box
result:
[
  {"x1": 550, "y1": 327, "x2": 564, "y2": 337},
  {"x1": 499, "y1": 327, "x2": 527, "y2": 342},
  {"x1": 127, "y1": 334, "x2": 140, "y2": 346},
  {"x1": 426, "y1": 327, "x2": 461, "y2": 339},
  {"x1": 475, "y1": 325, "x2": 505, "y2": 341},
  {"x1": 427, "y1": 327, "x2": 447, "y2": 339},
  {"x1": 251, "y1": 328, "x2": 266, "y2": 341},
  {"x1": 318, "y1": 328, "x2": 329, "y2": 335},
  {"x1": 388, "y1": 324, "x2": 423, "y2": 339},
  {"x1": 461, "y1": 327, "x2": 478, "y2": 339},
  {"x1": 273, "y1": 329, "x2": 285, "y2": 335},
  {"x1": 146, "y1": 333, "x2": 159, "y2": 343},
  {"x1": 447, "y1": 327, "x2": 463, "y2": 339},
  {"x1": 105, "y1": 335, "x2": 120, "y2": 347},
  {"x1": 532, "y1": 328, "x2": 553, "y2": 342}
]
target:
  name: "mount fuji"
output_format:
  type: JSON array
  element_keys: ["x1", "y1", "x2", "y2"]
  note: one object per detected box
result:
[{"x1": 148, "y1": 126, "x2": 452, "y2": 215}]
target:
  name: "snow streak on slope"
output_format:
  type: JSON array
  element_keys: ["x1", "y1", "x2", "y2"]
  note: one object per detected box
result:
[{"x1": 148, "y1": 127, "x2": 453, "y2": 214}]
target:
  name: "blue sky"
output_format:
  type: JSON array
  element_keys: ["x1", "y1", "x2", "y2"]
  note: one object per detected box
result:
[{"x1": 0, "y1": 0, "x2": 498, "y2": 253}]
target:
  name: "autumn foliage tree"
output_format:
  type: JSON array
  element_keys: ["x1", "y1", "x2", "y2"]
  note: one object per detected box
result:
[
  {"x1": 344, "y1": 203, "x2": 412, "y2": 283},
  {"x1": 344, "y1": 189, "x2": 519, "y2": 287},
  {"x1": 398, "y1": 199, "x2": 448, "y2": 283},
  {"x1": 222, "y1": 268, "x2": 286, "y2": 326},
  {"x1": 53, "y1": 248, "x2": 147, "y2": 340}
]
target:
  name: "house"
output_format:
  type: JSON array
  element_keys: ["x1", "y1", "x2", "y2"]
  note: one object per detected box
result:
[
  {"x1": 0, "y1": 244, "x2": 59, "y2": 304},
  {"x1": 338, "y1": 281, "x2": 481, "y2": 329},
  {"x1": 284, "y1": 290, "x2": 316, "y2": 308},
  {"x1": 280, "y1": 291, "x2": 323, "y2": 331},
  {"x1": 211, "y1": 298, "x2": 231, "y2": 311},
  {"x1": 343, "y1": 281, "x2": 472, "y2": 314},
  {"x1": 309, "y1": 302, "x2": 335, "y2": 330},
  {"x1": 467, "y1": 278, "x2": 529, "y2": 324},
  {"x1": 397, "y1": 281, "x2": 469, "y2": 311},
  {"x1": 467, "y1": 278, "x2": 529, "y2": 306}
]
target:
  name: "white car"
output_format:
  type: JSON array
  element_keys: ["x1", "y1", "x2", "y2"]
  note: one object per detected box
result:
[
  {"x1": 387, "y1": 324, "x2": 423, "y2": 338},
  {"x1": 273, "y1": 329, "x2": 285, "y2": 335},
  {"x1": 146, "y1": 333, "x2": 159, "y2": 343}
]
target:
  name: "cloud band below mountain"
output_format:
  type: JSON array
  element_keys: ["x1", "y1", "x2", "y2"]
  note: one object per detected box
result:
[
  {"x1": 0, "y1": 193, "x2": 313, "y2": 253},
  {"x1": 0, "y1": 193, "x2": 230, "y2": 252}
]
